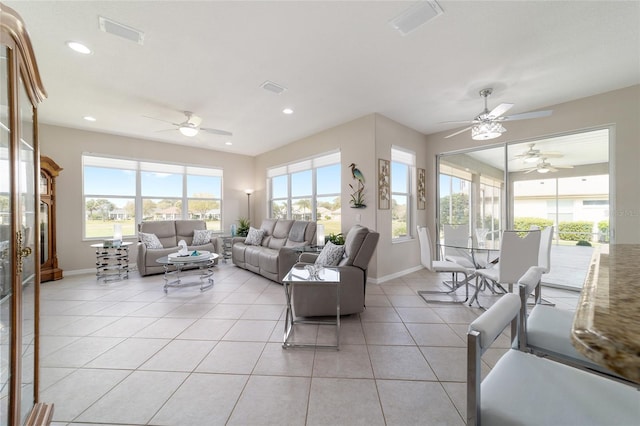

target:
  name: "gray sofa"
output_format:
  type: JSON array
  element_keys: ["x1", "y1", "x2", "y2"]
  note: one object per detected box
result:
[
  {"x1": 293, "y1": 225, "x2": 379, "y2": 316},
  {"x1": 231, "y1": 218, "x2": 316, "y2": 282},
  {"x1": 136, "y1": 220, "x2": 220, "y2": 276}
]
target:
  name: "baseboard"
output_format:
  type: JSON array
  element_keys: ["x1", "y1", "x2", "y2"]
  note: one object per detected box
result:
[{"x1": 368, "y1": 265, "x2": 424, "y2": 285}]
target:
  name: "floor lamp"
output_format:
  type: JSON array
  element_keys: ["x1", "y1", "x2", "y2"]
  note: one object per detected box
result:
[{"x1": 245, "y1": 189, "x2": 253, "y2": 222}]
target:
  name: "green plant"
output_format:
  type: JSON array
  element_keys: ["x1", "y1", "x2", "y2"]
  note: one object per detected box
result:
[
  {"x1": 513, "y1": 217, "x2": 554, "y2": 231},
  {"x1": 327, "y1": 232, "x2": 345, "y2": 245},
  {"x1": 558, "y1": 221, "x2": 593, "y2": 242},
  {"x1": 576, "y1": 240, "x2": 592, "y2": 247},
  {"x1": 237, "y1": 217, "x2": 250, "y2": 237},
  {"x1": 598, "y1": 219, "x2": 609, "y2": 243}
]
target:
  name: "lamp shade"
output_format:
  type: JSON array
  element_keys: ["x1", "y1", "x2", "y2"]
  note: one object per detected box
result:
[
  {"x1": 316, "y1": 224, "x2": 325, "y2": 247},
  {"x1": 471, "y1": 122, "x2": 505, "y2": 140},
  {"x1": 179, "y1": 124, "x2": 198, "y2": 137}
]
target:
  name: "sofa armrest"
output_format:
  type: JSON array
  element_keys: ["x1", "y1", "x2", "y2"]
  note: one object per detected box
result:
[
  {"x1": 278, "y1": 247, "x2": 301, "y2": 282},
  {"x1": 298, "y1": 252, "x2": 319, "y2": 263}
]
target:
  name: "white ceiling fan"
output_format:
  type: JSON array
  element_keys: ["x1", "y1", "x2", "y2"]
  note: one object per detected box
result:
[
  {"x1": 513, "y1": 143, "x2": 563, "y2": 164},
  {"x1": 144, "y1": 111, "x2": 232, "y2": 137},
  {"x1": 523, "y1": 158, "x2": 574, "y2": 174},
  {"x1": 443, "y1": 88, "x2": 553, "y2": 140}
]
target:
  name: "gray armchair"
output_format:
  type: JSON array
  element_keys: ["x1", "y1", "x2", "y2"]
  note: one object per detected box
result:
[{"x1": 291, "y1": 225, "x2": 379, "y2": 317}]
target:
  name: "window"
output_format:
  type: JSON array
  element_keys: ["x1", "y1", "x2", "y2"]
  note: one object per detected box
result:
[
  {"x1": 391, "y1": 147, "x2": 415, "y2": 239},
  {"x1": 267, "y1": 151, "x2": 341, "y2": 235},
  {"x1": 83, "y1": 155, "x2": 222, "y2": 239}
]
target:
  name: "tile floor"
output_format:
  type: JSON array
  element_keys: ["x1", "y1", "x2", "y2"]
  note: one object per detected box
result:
[{"x1": 41, "y1": 263, "x2": 580, "y2": 426}]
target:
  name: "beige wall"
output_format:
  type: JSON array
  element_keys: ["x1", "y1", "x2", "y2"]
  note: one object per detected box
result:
[
  {"x1": 40, "y1": 124, "x2": 255, "y2": 272},
  {"x1": 424, "y1": 85, "x2": 640, "y2": 245}
]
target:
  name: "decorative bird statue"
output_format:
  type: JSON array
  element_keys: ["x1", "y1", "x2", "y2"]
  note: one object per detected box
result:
[{"x1": 349, "y1": 163, "x2": 365, "y2": 184}]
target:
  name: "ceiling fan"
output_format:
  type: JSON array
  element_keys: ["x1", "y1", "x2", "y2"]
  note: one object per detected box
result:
[
  {"x1": 443, "y1": 88, "x2": 553, "y2": 140},
  {"x1": 523, "y1": 158, "x2": 574, "y2": 174},
  {"x1": 144, "y1": 111, "x2": 232, "y2": 137},
  {"x1": 513, "y1": 143, "x2": 563, "y2": 164}
]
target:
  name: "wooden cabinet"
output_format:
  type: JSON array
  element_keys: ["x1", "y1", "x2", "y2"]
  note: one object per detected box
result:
[
  {"x1": 40, "y1": 156, "x2": 63, "y2": 282},
  {"x1": 0, "y1": 3, "x2": 53, "y2": 425}
]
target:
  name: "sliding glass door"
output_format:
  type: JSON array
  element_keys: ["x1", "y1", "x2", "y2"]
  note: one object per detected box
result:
[{"x1": 437, "y1": 128, "x2": 610, "y2": 291}]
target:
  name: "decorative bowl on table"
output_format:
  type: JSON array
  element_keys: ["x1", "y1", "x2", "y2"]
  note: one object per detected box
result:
[{"x1": 168, "y1": 250, "x2": 211, "y2": 262}]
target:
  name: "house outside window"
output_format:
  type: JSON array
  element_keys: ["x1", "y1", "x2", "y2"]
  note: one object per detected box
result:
[
  {"x1": 83, "y1": 155, "x2": 222, "y2": 239},
  {"x1": 267, "y1": 151, "x2": 341, "y2": 235},
  {"x1": 391, "y1": 146, "x2": 415, "y2": 240}
]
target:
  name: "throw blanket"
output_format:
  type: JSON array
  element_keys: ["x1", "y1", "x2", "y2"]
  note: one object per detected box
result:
[{"x1": 289, "y1": 221, "x2": 308, "y2": 243}]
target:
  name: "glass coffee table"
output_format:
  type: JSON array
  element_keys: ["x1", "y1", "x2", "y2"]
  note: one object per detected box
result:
[
  {"x1": 282, "y1": 264, "x2": 341, "y2": 350},
  {"x1": 155, "y1": 252, "x2": 219, "y2": 293}
]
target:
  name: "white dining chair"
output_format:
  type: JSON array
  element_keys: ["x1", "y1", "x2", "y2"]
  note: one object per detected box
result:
[
  {"x1": 416, "y1": 226, "x2": 472, "y2": 304},
  {"x1": 516, "y1": 266, "x2": 629, "y2": 384},
  {"x1": 472, "y1": 230, "x2": 541, "y2": 307},
  {"x1": 442, "y1": 224, "x2": 475, "y2": 269}
]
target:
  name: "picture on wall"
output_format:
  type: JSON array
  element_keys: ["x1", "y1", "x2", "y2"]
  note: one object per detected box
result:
[
  {"x1": 378, "y1": 158, "x2": 390, "y2": 210},
  {"x1": 417, "y1": 167, "x2": 426, "y2": 210}
]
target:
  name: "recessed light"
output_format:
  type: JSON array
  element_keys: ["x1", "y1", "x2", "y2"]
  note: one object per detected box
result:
[
  {"x1": 83, "y1": 116, "x2": 96, "y2": 122},
  {"x1": 66, "y1": 41, "x2": 92, "y2": 55},
  {"x1": 225, "y1": 141, "x2": 232, "y2": 146},
  {"x1": 282, "y1": 108, "x2": 294, "y2": 115}
]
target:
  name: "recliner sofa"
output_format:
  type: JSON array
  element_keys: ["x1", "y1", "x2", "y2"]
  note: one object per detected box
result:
[
  {"x1": 136, "y1": 220, "x2": 219, "y2": 276},
  {"x1": 231, "y1": 218, "x2": 316, "y2": 282}
]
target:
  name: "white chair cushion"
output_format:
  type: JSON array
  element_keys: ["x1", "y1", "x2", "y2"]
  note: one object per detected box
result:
[
  {"x1": 432, "y1": 260, "x2": 468, "y2": 274},
  {"x1": 482, "y1": 350, "x2": 638, "y2": 426},
  {"x1": 527, "y1": 305, "x2": 595, "y2": 365},
  {"x1": 469, "y1": 293, "x2": 520, "y2": 350}
]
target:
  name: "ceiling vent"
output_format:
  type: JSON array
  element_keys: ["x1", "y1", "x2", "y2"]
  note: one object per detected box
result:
[
  {"x1": 260, "y1": 80, "x2": 287, "y2": 95},
  {"x1": 389, "y1": 1, "x2": 444, "y2": 36},
  {"x1": 99, "y1": 16, "x2": 145, "y2": 45}
]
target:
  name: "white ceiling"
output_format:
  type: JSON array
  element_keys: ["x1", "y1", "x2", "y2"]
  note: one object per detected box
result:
[{"x1": 6, "y1": 1, "x2": 640, "y2": 156}]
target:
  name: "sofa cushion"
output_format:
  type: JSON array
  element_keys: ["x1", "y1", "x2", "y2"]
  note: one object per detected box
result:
[
  {"x1": 268, "y1": 219, "x2": 293, "y2": 249},
  {"x1": 245, "y1": 227, "x2": 265, "y2": 245},
  {"x1": 192, "y1": 229, "x2": 215, "y2": 246},
  {"x1": 343, "y1": 225, "x2": 368, "y2": 266},
  {"x1": 289, "y1": 221, "x2": 308, "y2": 243},
  {"x1": 315, "y1": 242, "x2": 345, "y2": 266},
  {"x1": 258, "y1": 247, "x2": 280, "y2": 274},
  {"x1": 139, "y1": 232, "x2": 163, "y2": 249},
  {"x1": 139, "y1": 220, "x2": 179, "y2": 248}
]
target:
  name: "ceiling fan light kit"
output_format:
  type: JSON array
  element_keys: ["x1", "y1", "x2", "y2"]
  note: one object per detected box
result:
[
  {"x1": 144, "y1": 110, "x2": 232, "y2": 139},
  {"x1": 179, "y1": 124, "x2": 198, "y2": 137},
  {"x1": 471, "y1": 121, "x2": 505, "y2": 140}
]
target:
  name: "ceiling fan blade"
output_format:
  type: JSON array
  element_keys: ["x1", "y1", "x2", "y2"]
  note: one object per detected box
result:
[
  {"x1": 523, "y1": 168, "x2": 537, "y2": 174},
  {"x1": 488, "y1": 103, "x2": 514, "y2": 119},
  {"x1": 502, "y1": 110, "x2": 553, "y2": 121},
  {"x1": 201, "y1": 127, "x2": 233, "y2": 136},
  {"x1": 553, "y1": 164, "x2": 574, "y2": 169},
  {"x1": 539, "y1": 152, "x2": 563, "y2": 158},
  {"x1": 439, "y1": 119, "x2": 476, "y2": 125},
  {"x1": 444, "y1": 126, "x2": 473, "y2": 139},
  {"x1": 143, "y1": 115, "x2": 180, "y2": 126}
]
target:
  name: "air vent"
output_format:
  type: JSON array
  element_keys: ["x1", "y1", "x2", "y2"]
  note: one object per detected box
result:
[
  {"x1": 389, "y1": 1, "x2": 444, "y2": 36},
  {"x1": 99, "y1": 16, "x2": 145, "y2": 45},
  {"x1": 260, "y1": 80, "x2": 287, "y2": 95}
]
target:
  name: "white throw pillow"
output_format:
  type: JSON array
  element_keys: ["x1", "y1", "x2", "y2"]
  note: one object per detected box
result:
[
  {"x1": 139, "y1": 232, "x2": 163, "y2": 249},
  {"x1": 315, "y1": 242, "x2": 345, "y2": 266},
  {"x1": 192, "y1": 229, "x2": 214, "y2": 246},
  {"x1": 244, "y1": 227, "x2": 265, "y2": 246}
]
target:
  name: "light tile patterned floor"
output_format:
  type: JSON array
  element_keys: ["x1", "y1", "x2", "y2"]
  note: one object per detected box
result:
[{"x1": 42, "y1": 263, "x2": 579, "y2": 425}]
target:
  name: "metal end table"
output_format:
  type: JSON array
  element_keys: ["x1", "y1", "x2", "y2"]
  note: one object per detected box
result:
[{"x1": 282, "y1": 265, "x2": 341, "y2": 350}]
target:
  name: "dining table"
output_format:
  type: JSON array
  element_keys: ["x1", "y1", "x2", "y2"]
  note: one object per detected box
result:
[
  {"x1": 571, "y1": 244, "x2": 640, "y2": 384},
  {"x1": 438, "y1": 240, "x2": 500, "y2": 307}
]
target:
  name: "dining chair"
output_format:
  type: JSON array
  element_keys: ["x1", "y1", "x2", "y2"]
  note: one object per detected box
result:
[
  {"x1": 442, "y1": 224, "x2": 475, "y2": 269},
  {"x1": 416, "y1": 225, "x2": 471, "y2": 304},
  {"x1": 472, "y1": 229, "x2": 541, "y2": 307},
  {"x1": 516, "y1": 266, "x2": 630, "y2": 384}
]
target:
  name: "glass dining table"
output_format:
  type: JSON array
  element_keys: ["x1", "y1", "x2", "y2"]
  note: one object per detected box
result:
[{"x1": 438, "y1": 240, "x2": 500, "y2": 307}]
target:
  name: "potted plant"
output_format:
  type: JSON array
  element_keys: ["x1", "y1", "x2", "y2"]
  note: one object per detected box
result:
[{"x1": 237, "y1": 217, "x2": 250, "y2": 237}]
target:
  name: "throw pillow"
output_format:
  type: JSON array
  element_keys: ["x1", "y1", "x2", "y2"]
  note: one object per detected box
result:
[
  {"x1": 192, "y1": 229, "x2": 214, "y2": 246},
  {"x1": 244, "y1": 227, "x2": 265, "y2": 246},
  {"x1": 139, "y1": 232, "x2": 163, "y2": 249},
  {"x1": 315, "y1": 241, "x2": 345, "y2": 266}
]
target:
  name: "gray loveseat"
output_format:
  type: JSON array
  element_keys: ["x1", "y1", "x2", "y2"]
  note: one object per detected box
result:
[
  {"x1": 137, "y1": 220, "x2": 220, "y2": 276},
  {"x1": 231, "y1": 218, "x2": 316, "y2": 282}
]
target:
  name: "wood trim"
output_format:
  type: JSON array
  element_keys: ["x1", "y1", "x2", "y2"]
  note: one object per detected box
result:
[{"x1": 0, "y1": 3, "x2": 47, "y2": 103}]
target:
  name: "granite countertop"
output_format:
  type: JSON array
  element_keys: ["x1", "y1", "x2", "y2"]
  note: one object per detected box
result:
[{"x1": 571, "y1": 244, "x2": 640, "y2": 384}]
